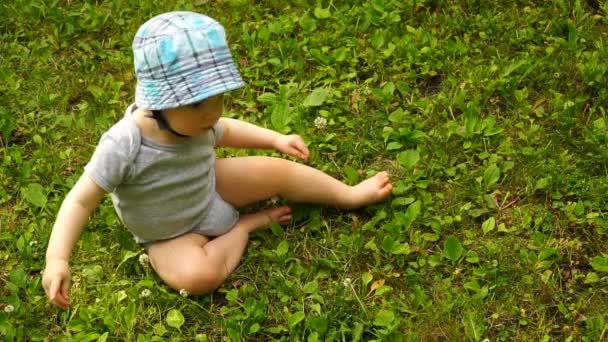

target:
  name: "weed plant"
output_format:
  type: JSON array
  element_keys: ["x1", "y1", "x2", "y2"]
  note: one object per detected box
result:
[{"x1": 1, "y1": 0, "x2": 608, "y2": 340}]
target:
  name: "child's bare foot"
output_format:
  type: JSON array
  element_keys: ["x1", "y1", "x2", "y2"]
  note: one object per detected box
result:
[
  {"x1": 238, "y1": 206, "x2": 292, "y2": 233},
  {"x1": 344, "y1": 171, "x2": 393, "y2": 209}
]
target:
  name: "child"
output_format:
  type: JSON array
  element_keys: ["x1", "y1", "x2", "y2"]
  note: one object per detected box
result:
[{"x1": 42, "y1": 11, "x2": 392, "y2": 309}]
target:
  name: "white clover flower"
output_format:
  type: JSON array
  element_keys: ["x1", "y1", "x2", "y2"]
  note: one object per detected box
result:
[
  {"x1": 140, "y1": 289, "x2": 152, "y2": 298},
  {"x1": 314, "y1": 116, "x2": 327, "y2": 130},
  {"x1": 179, "y1": 289, "x2": 189, "y2": 298},
  {"x1": 139, "y1": 254, "x2": 150, "y2": 267},
  {"x1": 4, "y1": 305, "x2": 14, "y2": 313},
  {"x1": 342, "y1": 278, "x2": 352, "y2": 287}
]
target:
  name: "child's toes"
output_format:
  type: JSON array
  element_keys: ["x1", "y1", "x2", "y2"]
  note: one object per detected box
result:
[
  {"x1": 267, "y1": 206, "x2": 291, "y2": 223},
  {"x1": 278, "y1": 214, "x2": 292, "y2": 225}
]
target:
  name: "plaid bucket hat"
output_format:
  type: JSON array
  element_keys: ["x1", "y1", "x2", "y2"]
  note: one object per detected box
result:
[{"x1": 133, "y1": 11, "x2": 244, "y2": 110}]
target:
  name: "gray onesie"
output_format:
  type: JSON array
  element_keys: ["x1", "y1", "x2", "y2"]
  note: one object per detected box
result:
[{"x1": 84, "y1": 104, "x2": 239, "y2": 243}]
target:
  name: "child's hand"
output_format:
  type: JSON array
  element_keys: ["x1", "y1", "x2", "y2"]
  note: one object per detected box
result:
[
  {"x1": 273, "y1": 134, "x2": 310, "y2": 161},
  {"x1": 42, "y1": 259, "x2": 71, "y2": 309}
]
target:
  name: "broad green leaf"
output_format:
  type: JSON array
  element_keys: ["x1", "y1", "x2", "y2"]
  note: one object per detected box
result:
[
  {"x1": 382, "y1": 236, "x2": 409, "y2": 255},
  {"x1": 397, "y1": 150, "x2": 420, "y2": 170},
  {"x1": 421, "y1": 233, "x2": 439, "y2": 242},
  {"x1": 364, "y1": 238, "x2": 378, "y2": 251},
  {"x1": 117, "y1": 250, "x2": 138, "y2": 269},
  {"x1": 308, "y1": 332, "x2": 319, "y2": 342},
  {"x1": 403, "y1": 200, "x2": 421, "y2": 227},
  {"x1": 391, "y1": 197, "x2": 415, "y2": 207},
  {"x1": 463, "y1": 311, "x2": 485, "y2": 340},
  {"x1": 307, "y1": 316, "x2": 328, "y2": 333},
  {"x1": 333, "y1": 47, "x2": 349, "y2": 62},
  {"x1": 593, "y1": 117, "x2": 606, "y2": 130},
  {"x1": 123, "y1": 302, "x2": 136, "y2": 329},
  {"x1": 372, "y1": 0, "x2": 386, "y2": 12},
  {"x1": 10, "y1": 268, "x2": 27, "y2": 288},
  {"x1": 444, "y1": 236, "x2": 463, "y2": 262},
  {"x1": 391, "y1": 242, "x2": 410, "y2": 255},
  {"x1": 313, "y1": 7, "x2": 331, "y2": 19},
  {"x1": 87, "y1": 84, "x2": 104, "y2": 99},
  {"x1": 97, "y1": 332, "x2": 108, "y2": 342},
  {"x1": 249, "y1": 323, "x2": 261, "y2": 334},
  {"x1": 288, "y1": 311, "x2": 305, "y2": 329},
  {"x1": 22, "y1": 183, "x2": 47, "y2": 207},
  {"x1": 361, "y1": 272, "x2": 373, "y2": 289},
  {"x1": 539, "y1": 248, "x2": 557, "y2": 261},
  {"x1": 382, "y1": 82, "x2": 395, "y2": 96},
  {"x1": 382, "y1": 236, "x2": 396, "y2": 252},
  {"x1": 481, "y1": 217, "x2": 496, "y2": 234},
  {"x1": 374, "y1": 285, "x2": 392, "y2": 296},
  {"x1": 352, "y1": 322, "x2": 364, "y2": 342},
  {"x1": 575, "y1": 201, "x2": 585, "y2": 216},
  {"x1": 303, "y1": 88, "x2": 328, "y2": 107},
  {"x1": 382, "y1": 43, "x2": 396, "y2": 58},
  {"x1": 309, "y1": 48, "x2": 330, "y2": 64},
  {"x1": 585, "y1": 272, "x2": 600, "y2": 283},
  {"x1": 153, "y1": 323, "x2": 167, "y2": 336},
  {"x1": 225, "y1": 289, "x2": 238, "y2": 302},
  {"x1": 115, "y1": 290, "x2": 127, "y2": 303},
  {"x1": 257, "y1": 92, "x2": 276, "y2": 105},
  {"x1": 465, "y1": 251, "x2": 480, "y2": 263},
  {"x1": 303, "y1": 281, "x2": 318, "y2": 294},
  {"x1": 483, "y1": 164, "x2": 500, "y2": 187},
  {"x1": 227, "y1": 328, "x2": 239, "y2": 342},
  {"x1": 373, "y1": 310, "x2": 395, "y2": 327},
  {"x1": 299, "y1": 14, "x2": 317, "y2": 32},
  {"x1": 344, "y1": 165, "x2": 359, "y2": 184},
  {"x1": 371, "y1": 30, "x2": 385, "y2": 49},
  {"x1": 166, "y1": 309, "x2": 185, "y2": 329},
  {"x1": 76, "y1": 332, "x2": 101, "y2": 342},
  {"x1": 463, "y1": 280, "x2": 480, "y2": 292},
  {"x1": 82, "y1": 264, "x2": 103, "y2": 282},
  {"x1": 534, "y1": 176, "x2": 551, "y2": 191},
  {"x1": 276, "y1": 240, "x2": 289, "y2": 256},
  {"x1": 270, "y1": 222, "x2": 282, "y2": 236},
  {"x1": 386, "y1": 141, "x2": 403, "y2": 150},
  {"x1": 270, "y1": 100, "x2": 291, "y2": 133},
  {"x1": 590, "y1": 256, "x2": 608, "y2": 273}
]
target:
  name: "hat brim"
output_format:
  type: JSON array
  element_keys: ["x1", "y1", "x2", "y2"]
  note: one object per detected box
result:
[{"x1": 135, "y1": 58, "x2": 244, "y2": 111}]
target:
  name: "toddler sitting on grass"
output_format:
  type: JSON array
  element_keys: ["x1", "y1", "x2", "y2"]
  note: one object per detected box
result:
[{"x1": 42, "y1": 11, "x2": 392, "y2": 309}]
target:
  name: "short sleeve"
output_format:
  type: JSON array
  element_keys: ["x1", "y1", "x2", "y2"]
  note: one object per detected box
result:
[
  {"x1": 84, "y1": 135, "x2": 130, "y2": 192},
  {"x1": 211, "y1": 120, "x2": 225, "y2": 146}
]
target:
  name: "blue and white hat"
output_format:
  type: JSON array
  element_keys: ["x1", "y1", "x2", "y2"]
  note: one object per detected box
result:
[{"x1": 133, "y1": 11, "x2": 244, "y2": 110}]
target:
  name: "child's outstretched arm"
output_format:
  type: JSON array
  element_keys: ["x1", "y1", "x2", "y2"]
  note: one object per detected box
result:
[
  {"x1": 216, "y1": 118, "x2": 310, "y2": 161},
  {"x1": 43, "y1": 174, "x2": 106, "y2": 309}
]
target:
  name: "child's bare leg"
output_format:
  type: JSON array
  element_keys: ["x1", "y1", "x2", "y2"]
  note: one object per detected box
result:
[
  {"x1": 147, "y1": 206, "x2": 291, "y2": 294},
  {"x1": 215, "y1": 156, "x2": 392, "y2": 209}
]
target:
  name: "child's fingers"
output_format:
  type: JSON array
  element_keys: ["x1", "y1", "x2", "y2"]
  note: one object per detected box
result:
[
  {"x1": 50, "y1": 279, "x2": 69, "y2": 309},
  {"x1": 60, "y1": 278, "x2": 70, "y2": 307},
  {"x1": 49, "y1": 280, "x2": 64, "y2": 307},
  {"x1": 290, "y1": 138, "x2": 309, "y2": 160}
]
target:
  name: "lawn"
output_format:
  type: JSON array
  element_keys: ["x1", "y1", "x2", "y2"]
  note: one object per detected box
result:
[{"x1": 1, "y1": 0, "x2": 608, "y2": 340}]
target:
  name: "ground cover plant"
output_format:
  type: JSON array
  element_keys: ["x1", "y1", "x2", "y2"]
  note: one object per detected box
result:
[{"x1": 1, "y1": 0, "x2": 608, "y2": 340}]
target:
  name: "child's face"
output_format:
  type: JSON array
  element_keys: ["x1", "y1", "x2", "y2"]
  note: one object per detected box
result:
[{"x1": 164, "y1": 94, "x2": 224, "y2": 137}]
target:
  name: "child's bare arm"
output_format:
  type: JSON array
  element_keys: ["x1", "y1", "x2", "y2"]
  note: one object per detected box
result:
[
  {"x1": 216, "y1": 118, "x2": 310, "y2": 160},
  {"x1": 43, "y1": 174, "x2": 106, "y2": 309}
]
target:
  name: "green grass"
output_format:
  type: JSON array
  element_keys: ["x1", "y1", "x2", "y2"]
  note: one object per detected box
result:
[{"x1": 2, "y1": 0, "x2": 608, "y2": 340}]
